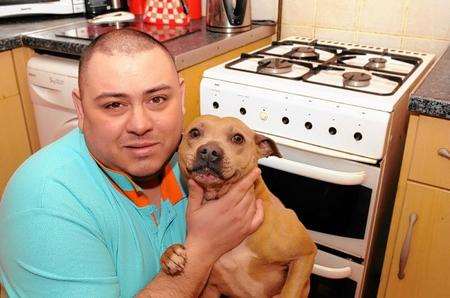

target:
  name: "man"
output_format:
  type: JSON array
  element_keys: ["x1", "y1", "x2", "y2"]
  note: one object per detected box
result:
[{"x1": 0, "y1": 28, "x2": 263, "y2": 297}]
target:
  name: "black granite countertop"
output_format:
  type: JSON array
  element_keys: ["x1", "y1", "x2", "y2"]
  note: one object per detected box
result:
[
  {"x1": 0, "y1": 16, "x2": 275, "y2": 70},
  {"x1": 0, "y1": 15, "x2": 86, "y2": 51},
  {"x1": 409, "y1": 46, "x2": 450, "y2": 119}
]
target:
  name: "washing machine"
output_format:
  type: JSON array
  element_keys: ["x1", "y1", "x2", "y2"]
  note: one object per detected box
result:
[{"x1": 28, "y1": 55, "x2": 79, "y2": 147}]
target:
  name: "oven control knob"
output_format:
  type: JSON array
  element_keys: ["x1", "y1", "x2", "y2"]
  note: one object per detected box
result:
[
  {"x1": 260, "y1": 111, "x2": 268, "y2": 121},
  {"x1": 305, "y1": 122, "x2": 313, "y2": 130},
  {"x1": 329, "y1": 127, "x2": 337, "y2": 135},
  {"x1": 354, "y1": 132, "x2": 363, "y2": 141}
]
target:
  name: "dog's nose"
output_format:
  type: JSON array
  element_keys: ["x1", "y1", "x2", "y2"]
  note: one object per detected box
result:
[{"x1": 197, "y1": 143, "x2": 223, "y2": 163}]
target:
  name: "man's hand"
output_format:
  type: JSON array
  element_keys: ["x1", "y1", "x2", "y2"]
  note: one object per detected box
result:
[{"x1": 185, "y1": 168, "x2": 264, "y2": 263}]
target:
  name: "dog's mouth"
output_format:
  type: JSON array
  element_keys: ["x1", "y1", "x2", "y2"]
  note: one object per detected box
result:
[{"x1": 187, "y1": 165, "x2": 225, "y2": 186}]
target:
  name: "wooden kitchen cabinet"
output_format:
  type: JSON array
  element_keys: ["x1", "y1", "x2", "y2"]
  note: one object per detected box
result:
[
  {"x1": 0, "y1": 48, "x2": 36, "y2": 196},
  {"x1": 378, "y1": 114, "x2": 450, "y2": 298}
]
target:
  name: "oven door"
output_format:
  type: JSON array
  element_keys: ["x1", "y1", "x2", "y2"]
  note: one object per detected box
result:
[
  {"x1": 310, "y1": 249, "x2": 363, "y2": 298},
  {"x1": 258, "y1": 137, "x2": 380, "y2": 259}
]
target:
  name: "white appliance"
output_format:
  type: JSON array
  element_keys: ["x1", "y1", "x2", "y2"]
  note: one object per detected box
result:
[
  {"x1": 0, "y1": 0, "x2": 85, "y2": 18},
  {"x1": 200, "y1": 36, "x2": 435, "y2": 297},
  {"x1": 28, "y1": 55, "x2": 79, "y2": 147}
]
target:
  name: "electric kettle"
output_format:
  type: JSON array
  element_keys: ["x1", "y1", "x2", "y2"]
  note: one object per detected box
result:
[{"x1": 206, "y1": 0, "x2": 251, "y2": 33}]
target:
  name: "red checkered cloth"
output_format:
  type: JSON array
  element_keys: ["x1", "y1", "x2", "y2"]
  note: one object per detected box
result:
[{"x1": 143, "y1": 0, "x2": 190, "y2": 27}]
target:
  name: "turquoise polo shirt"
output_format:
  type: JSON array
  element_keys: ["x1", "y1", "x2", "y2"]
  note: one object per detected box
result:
[{"x1": 0, "y1": 128, "x2": 188, "y2": 297}]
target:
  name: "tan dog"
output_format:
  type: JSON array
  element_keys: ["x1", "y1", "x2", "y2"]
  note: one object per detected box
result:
[{"x1": 161, "y1": 115, "x2": 317, "y2": 298}]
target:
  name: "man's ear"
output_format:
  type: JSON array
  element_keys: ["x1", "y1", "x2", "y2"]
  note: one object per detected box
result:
[
  {"x1": 254, "y1": 133, "x2": 282, "y2": 158},
  {"x1": 179, "y1": 76, "x2": 186, "y2": 115},
  {"x1": 72, "y1": 89, "x2": 84, "y2": 131}
]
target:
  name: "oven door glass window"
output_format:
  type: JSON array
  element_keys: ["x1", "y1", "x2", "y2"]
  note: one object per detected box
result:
[
  {"x1": 310, "y1": 274, "x2": 357, "y2": 298},
  {"x1": 260, "y1": 165, "x2": 372, "y2": 239}
]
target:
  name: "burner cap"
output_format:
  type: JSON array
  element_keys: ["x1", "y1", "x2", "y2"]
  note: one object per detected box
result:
[
  {"x1": 257, "y1": 58, "x2": 293, "y2": 74},
  {"x1": 367, "y1": 57, "x2": 387, "y2": 69},
  {"x1": 343, "y1": 71, "x2": 372, "y2": 87},
  {"x1": 291, "y1": 46, "x2": 319, "y2": 59}
]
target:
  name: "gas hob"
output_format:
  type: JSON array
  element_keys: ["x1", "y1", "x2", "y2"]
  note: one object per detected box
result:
[{"x1": 200, "y1": 36, "x2": 435, "y2": 162}]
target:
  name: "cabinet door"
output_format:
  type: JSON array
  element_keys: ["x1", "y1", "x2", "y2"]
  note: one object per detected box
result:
[
  {"x1": 0, "y1": 95, "x2": 31, "y2": 194},
  {"x1": 385, "y1": 181, "x2": 450, "y2": 298}
]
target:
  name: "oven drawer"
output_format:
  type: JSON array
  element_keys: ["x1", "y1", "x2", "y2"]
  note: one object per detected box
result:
[{"x1": 409, "y1": 116, "x2": 450, "y2": 190}]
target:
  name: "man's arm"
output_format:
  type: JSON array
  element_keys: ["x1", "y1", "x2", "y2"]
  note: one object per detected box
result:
[{"x1": 137, "y1": 168, "x2": 264, "y2": 297}]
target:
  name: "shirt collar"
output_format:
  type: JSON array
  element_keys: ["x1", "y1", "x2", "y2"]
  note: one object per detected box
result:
[{"x1": 95, "y1": 158, "x2": 184, "y2": 208}]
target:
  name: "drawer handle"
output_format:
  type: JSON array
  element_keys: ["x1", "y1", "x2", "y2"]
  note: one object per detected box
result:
[
  {"x1": 398, "y1": 213, "x2": 418, "y2": 280},
  {"x1": 438, "y1": 148, "x2": 450, "y2": 159}
]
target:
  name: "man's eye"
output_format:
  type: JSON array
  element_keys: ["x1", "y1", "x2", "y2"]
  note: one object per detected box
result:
[
  {"x1": 104, "y1": 102, "x2": 124, "y2": 109},
  {"x1": 149, "y1": 96, "x2": 166, "y2": 104}
]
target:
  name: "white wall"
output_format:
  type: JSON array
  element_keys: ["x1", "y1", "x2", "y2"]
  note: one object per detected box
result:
[{"x1": 280, "y1": 0, "x2": 450, "y2": 56}]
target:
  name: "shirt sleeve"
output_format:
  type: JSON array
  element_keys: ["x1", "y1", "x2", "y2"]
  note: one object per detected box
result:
[{"x1": 0, "y1": 188, "x2": 120, "y2": 297}]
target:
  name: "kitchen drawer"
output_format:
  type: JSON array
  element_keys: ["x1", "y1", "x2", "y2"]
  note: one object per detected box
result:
[
  {"x1": 0, "y1": 50, "x2": 19, "y2": 99},
  {"x1": 409, "y1": 115, "x2": 450, "y2": 189}
]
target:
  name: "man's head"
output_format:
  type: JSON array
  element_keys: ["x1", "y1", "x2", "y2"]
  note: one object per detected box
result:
[{"x1": 73, "y1": 28, "x2": 185, "y2": 179}]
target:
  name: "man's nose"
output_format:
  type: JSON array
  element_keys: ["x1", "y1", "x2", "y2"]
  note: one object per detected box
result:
[
  {"x1": 126, "y1": 106, "x2": 153, "y2": 136},
  {"x1": 196, "y1": 143, "x2": 223, "y2": 163}
]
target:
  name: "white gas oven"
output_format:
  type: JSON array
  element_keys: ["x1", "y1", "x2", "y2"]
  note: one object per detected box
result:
[{"x1": 200, "y1": 36, "x2": 435, "y2": 297}]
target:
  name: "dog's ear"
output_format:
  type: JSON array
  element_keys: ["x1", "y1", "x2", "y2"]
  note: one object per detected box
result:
[{"x1": 255, "y1": 133, "x2": 282, "y2": 158}]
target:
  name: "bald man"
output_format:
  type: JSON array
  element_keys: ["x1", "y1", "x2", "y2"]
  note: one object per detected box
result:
[{"x1": 0, "y1": 29, "x2": 263, "y2": 298}]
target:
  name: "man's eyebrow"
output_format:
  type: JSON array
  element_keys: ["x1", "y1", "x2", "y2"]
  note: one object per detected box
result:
[
  {"x1": 143, "y1": 84, "x2": 172, "y2": 94},
  {"x1": 93, "y1": 92, "x2": 128, "y2": 101}
]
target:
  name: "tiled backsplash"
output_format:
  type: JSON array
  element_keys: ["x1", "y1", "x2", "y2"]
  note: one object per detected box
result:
[{"x1": 280, "y1": 0, "x2": 450, "y2": 56}]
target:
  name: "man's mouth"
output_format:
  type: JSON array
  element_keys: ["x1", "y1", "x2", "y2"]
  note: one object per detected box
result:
[{"x1": 124, "y1": 142, "x2": 160, "y2": 157}]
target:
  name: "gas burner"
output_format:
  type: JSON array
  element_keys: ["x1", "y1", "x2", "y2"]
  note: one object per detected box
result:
[
  {"x1": 343, "y1": 72, "x2": 372, "y2": 87},
  {"x1": 290, "y1": 46, "x2": 319, "y2": 59},
  {"x1": 257, "y1": 58, "x2": 293, "y2": 74},
  {"x1": 366, "y1": 57, "x2": 387, "y2": 70}
]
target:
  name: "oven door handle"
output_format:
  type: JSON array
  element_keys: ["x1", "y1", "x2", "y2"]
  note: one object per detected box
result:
[
  {"x1": 258, "y1": 156, "x2": 366, "y2": 185},
  {"x1": 313, "y1": 264, "x2": 352, "y2": 279}
]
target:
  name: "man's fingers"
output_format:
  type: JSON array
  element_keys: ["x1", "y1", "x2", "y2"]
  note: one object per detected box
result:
[
  {"x1": 249, "y1": 199, "x2": 264, "y2": 233},
  {"x1": 187, "y1": 179, "x2": 203, "y2": 214},
  {"x1": 223, "y1": 168, "x2": 260, "y2": 206}
]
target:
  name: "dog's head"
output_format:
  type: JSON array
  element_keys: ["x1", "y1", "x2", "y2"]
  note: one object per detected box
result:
[{"x1": 179, "y1": 115, "x2": 281, "y2": 198}]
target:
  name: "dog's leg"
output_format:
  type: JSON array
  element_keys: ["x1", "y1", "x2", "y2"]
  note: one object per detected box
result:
[
  {"x1": 160, "y1": 244, "x2": 187, "y2": 276},
  {"x1": 279, "y1": 253, "x2": 315, "y2": 298},
  {"x1": 200, "y1": 284, "x2": 221, "y2": 298}
]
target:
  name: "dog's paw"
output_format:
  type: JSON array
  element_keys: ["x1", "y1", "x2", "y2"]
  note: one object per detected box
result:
[{"x1": 160, "y1": 244, "x2": 187, "y2": 276}]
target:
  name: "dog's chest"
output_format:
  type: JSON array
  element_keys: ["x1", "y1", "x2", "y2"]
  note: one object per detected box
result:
[{"x1": 208, "y1": 239, "x2": 286, "y2": 298}]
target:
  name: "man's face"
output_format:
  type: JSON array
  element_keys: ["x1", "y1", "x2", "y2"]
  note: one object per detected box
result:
[{"x1": 73, "y1": 48, "x2": 185, "y2": 178}]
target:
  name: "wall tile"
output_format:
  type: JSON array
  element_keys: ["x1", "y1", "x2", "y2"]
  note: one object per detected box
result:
[
  {"x1": 357, "y1": 32, "x2": 402, "y2": 49},
  {"x1": 406, "y1": 0, "x2": 450, "y2": 39},
  {"x1": 315, "y1": 27, "x2": 356, "y2": 43},
  {"x1": 403, "y1": 37, "x2": 450, "y2": 56},
  {"x1": 282, "y1": 0, "x2": 315, "y2": 27},
  {"x1": 358, "y1": 0, "x2": 405, "y2": 35},
  {"x1": 316, "y1": 0, "x2": 358, "y2": 30},
  {"x1": 281, "y1": 25, "x2": 314, "y2": 39}
]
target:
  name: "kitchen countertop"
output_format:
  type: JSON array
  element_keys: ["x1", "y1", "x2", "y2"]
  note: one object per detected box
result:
[
  {"x1": 0, "y1": 16, "x2": 275, "y2": 70},
  {"x1": 409, "y1": 46, "x2": 450, "y2": 119},
  {"x1": 0, "y1": 15, "x2": 86, "y2": 52}
]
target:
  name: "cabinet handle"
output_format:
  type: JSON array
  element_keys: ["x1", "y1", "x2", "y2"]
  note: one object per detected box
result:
[
  {"x1": 438, "y1": 148, "x2": 450, "y2": 159},
  {"x1": 398, "y1": 213, "x2": 418, "y2": 280}
]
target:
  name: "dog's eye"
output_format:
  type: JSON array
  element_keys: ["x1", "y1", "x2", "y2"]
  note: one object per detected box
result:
[
  {"x1": 189, "y1": 128, "x2": 201, "y2": 139},
  {"x1": 231, "y1": 134, "x2": 245, "y2": 144}
]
